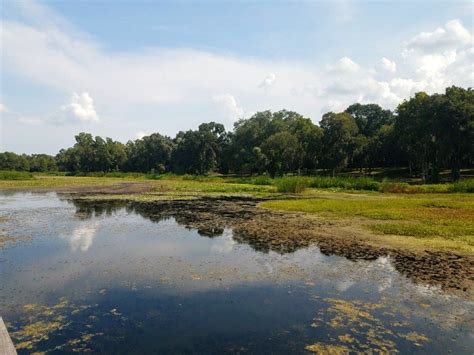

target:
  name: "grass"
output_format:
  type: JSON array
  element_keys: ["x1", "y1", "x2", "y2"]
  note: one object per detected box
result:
[
  {"x1": 274, "y1": 176, "x2": 312, "y2": 193},
  {"x1": 1, "y1": 171, "x2": 473, "y2": 194},
  {"x1": 309, "y1": 176, "x2": 380, "y2": 191},
  {"x1": 0, "y1": 175, "x2": 155, "y2": 189},
  {"x1": 451, "y1": 179, "x2": 474, "y2": 193},
  {"x1": 1, "y1": 173, "x2": 472, "y2": 253},
  {"x1": 0, "y1": 170, "x2": 34, "y2": 180},
  {"x1": 261, "y1": 192, "x2": 474, "y2": 253}
]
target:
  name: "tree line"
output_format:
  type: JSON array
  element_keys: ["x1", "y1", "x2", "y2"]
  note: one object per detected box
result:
[{"x1": 1, "y1": 86, "x2": 472, "y2": 182}]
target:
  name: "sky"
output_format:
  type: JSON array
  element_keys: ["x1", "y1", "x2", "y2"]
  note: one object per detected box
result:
[{"x1": 0, "y1": 0, "x2": 473, "y2": 154}]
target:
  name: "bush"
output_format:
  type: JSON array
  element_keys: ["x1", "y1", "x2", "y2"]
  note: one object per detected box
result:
[
  {"x1": 310, "y1": 176, "x2": 379, "y2": 191},
  {"x1": 0, "y1": 170, "x2": 34, "y2": 180},
  {"x1": 274, "y1": 176, "x2": 310, "y2": 193},
  {"x1": 251, "y1": 175, "x2": 273, "y2": 185},
  {"x1": 451, "y1": 179, "x2": 474, "y2": 193},
  {"x1": 378, "y1": 181, "x2": 414, "y2": 193}
]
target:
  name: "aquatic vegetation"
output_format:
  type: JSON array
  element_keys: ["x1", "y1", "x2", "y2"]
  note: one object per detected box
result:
[
  {"x1": 305, "y1": 343, "x2": 350, "y2": 354},
  {"x1": 261, "y1": 193, "x2": 474, "y2": 253},
  {"x1": 307, "y1": 298, "x2": 429, "y2": 353},
  {"x1": 8, "y1": 298, "x2": 103, "y2": 353}
]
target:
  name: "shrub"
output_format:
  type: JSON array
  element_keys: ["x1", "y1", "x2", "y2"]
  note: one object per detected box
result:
[
  {"x1": 451, "y1": 179, "x2": 474, "y2": 193},
  {"x1": 310, "y1": 176, "x2": 379, "y2": 191},
  {"x1": 274, "y1": 176, "x2": 310, "y2": 193},
  {"x1": 251, "y1": 175, "x2": 273, "y2": 185},
  {"x1": 378, "y1": 181, "x2": 413, "y2": 193},
  {"x1": 0, "y1": 170, "x2": 34, "y2": 180}
]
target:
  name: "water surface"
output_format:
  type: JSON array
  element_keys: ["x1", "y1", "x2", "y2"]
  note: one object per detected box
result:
[{"x1": 0, "y1": 192, "x2": 473, "y2": 353}]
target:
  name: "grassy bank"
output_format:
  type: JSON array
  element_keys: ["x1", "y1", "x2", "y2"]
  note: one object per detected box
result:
[
  {"x1": 1, "y1": 174, "x2": 473, "y2": 254},
  {"x1": 0, "y1": 170, "x2": 34, "y2": 180},
  {"x1": 1, "y1": 172, "x2": 473, "y2": 193},
  {"x1": 261, "y1": 192, "x2": 474, "y2": 253}
]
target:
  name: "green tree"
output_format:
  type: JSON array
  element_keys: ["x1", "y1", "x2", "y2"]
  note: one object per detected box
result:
[
  {"x1": 126, "y1": 133, "x2": 174, "y2": 173},
  {"x1": 261, "y1": 131, "x2": 303, "y2": 177},
  {"x1": 172, "y1": 122, "x2": 227, "y2": 175},
  {"x1": 320, "y1": 112, "x2": 359, "y2": 176}
]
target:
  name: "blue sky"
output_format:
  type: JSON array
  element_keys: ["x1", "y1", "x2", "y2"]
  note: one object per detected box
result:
[{"x1": 1, "y1": 0, "x2": 473, "y2": 154}]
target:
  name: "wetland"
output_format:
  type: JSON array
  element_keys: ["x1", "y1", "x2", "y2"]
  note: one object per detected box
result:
[{"x1": 1, "y1": 186, "x2": 473, "y2": 354}]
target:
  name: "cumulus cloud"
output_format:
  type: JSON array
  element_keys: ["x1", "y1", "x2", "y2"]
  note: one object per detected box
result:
[
  {"x1": 406, "y1": 19, "x2": 472, "y2": 53},
  {"x1": 61, "y1": 92, "x2": 99, "y2": 122},
  {"x1": 381, "y1": 57, "x2": 396, "y2": 72},
  {"x1": 1, "y1": 0, "x2": 472, "y2": 133},
  {"x1": 135, "y1": 131, "x2": 148, "y2": 139},
  {"x1": 327, "y1": 57, "x2": 361, "y2": 73},
  {"x1": 259, "y1": 72, "x2": 276, "y2": 89},
  {"x1": 0, "y1": 103, "x2": 6, "y2": 113},
  {"x1": 212, "y1": 93, "x2": 245, "y2": 121}
]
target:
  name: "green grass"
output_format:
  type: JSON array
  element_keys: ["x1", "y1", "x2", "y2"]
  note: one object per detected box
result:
[
  {"x1": 274, "y1": 176, "x2": 312, "y2": 193},
  {"x1": 451, "y1": 179, "x2": 474, "y2": 193},
  {"x1": 261, "y1": 193, "x2": 474, "y2": 253},
  {"x1": 309, "y1": 176, "x2": 380, "y2": 191},
  {"x1": 0, "y1": 170, "x2": 34, "y2": 180}
]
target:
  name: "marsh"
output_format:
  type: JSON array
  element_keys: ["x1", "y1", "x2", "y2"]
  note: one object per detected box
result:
[{"x1": 1, "y1": 192, "x2": 473, "y2": 353}]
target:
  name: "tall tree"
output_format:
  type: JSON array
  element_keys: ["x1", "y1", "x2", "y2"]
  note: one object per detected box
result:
[{"x1": 320, "y1": 112, "x2": 359, "y2": 176}]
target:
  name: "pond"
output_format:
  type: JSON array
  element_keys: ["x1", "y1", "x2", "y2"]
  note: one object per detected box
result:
[{"x1": 0, "y1": 192, "x2": 473, "y2": 353}]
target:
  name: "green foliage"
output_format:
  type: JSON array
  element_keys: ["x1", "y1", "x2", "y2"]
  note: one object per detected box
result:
[
  {"x1": 310, "y1": 176, "x2": 379, "y2": 191},
  {"x1": 126, "y1": 133, "x2": 174, "y2": 173},
  {"x1": 451, "y1": 179, "x2": 474, "y2": 193},
  {"x1": 172, "y1": 122, "x2": 227, "y2": 175},
  {"x1": 274, "y1": 176, "x2": 311, "y2": 193},
  {"x1": 320, "y1": 112, "x2": 359, "y2": 174},
  {"x1": 251, "y1": 175, "x2": 273, "y2": 185},
  {"x1": 2, "y1": 86, "x2": 472, "y2": 180},
  {"x1": 0, "y1": 152, "x2": 57, "y2": 172},
  {"x1": 0, "y1": 170, "x2": 34, "y2": 180}
]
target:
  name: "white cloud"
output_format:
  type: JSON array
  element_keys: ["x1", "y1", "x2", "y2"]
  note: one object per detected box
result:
[
  {"x1": 259, "y1": 72, "x2": 276, "y2": 89},
  {"x1": 212, "y1": 94, "x2": 245, "y2": 121},
  {"x1": 327, "y1": 56, "x2": 360, "y2": 73},
  {"x1": 135, "y1": 131, "x2": 148, "y2": 139},
  {"x1": 381, "y1": 57, "x2": 396, "y2": 72},
  {"x1": 0, "y1": 103, "x2": 6, "y2": 113},
  {"x1": 1, "y1": 0, "x2": 472, "y2": 136},
  {"x1": 406, "y1": 19, "x2": 472, "y2": 53},
  {"x1": 61, "y1": 92, "x2": 99, "y2": 122}
]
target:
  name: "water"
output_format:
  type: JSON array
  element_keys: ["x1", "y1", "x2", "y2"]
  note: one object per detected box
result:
[{"x1": 0, "y1": 192, "x2": 473, "y2": 354}]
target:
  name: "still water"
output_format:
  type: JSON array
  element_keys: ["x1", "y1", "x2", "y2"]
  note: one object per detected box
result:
[{"x1": 0, "y1": 192, "x2": 473, "y2": 354}]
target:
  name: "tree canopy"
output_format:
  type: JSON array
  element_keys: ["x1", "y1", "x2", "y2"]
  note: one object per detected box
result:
[{"x1": 1, "y1": 86, "x2": 472, "y2": 181}]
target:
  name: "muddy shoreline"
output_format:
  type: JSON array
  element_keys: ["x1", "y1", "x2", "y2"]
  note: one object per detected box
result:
[{"x1": 67, "y1": 194, "x2": 474, "y2": 299}]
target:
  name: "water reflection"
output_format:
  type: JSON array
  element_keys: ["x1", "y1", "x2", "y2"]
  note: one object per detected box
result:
[
  {"x1": 66, "y1": 221, "x2": 99, "y2": 251},
  {"x1": 1, "y1": 192, "x2": 473, "y2": 353},
  {"x1": 65, "y1": 198, "x2": 472, "y2": 296}
]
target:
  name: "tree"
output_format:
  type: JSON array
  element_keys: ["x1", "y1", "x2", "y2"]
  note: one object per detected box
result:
[
  {"x1": 172, "y1": 122, "x2": 227, "y2": 175},
  {"x1": 437, "y1": 86, "x2": 474, "y2": 181},
  {"x1": 320, "y1": 112, "x2": 359, "y2": 176},
  {"x1": 126, "y1": 133, "x2": 174, "y2": 173},
  {"x1": 395, "y1": 92, "x2": 433, "y2": 180},
  {"x1": 0, "y1": 152, "x2": 30, "y2": 171},
  {"x1": 345, "y1": 103, "x2": 393, "y2": 137},
  {"x1": 261, "y1": 131, "x2": 303, "y2": 177}
]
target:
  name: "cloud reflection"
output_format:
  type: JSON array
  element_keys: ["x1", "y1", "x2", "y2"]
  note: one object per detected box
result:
[{"x1": 65, "y1": 221, "x2": 100, "y2": 252}]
